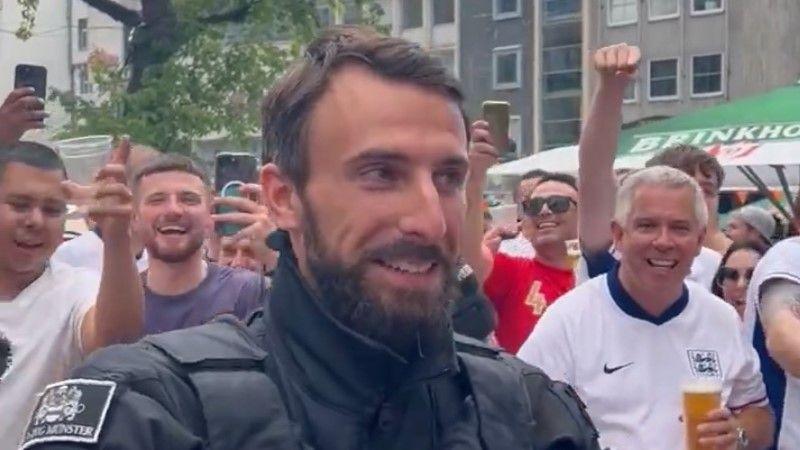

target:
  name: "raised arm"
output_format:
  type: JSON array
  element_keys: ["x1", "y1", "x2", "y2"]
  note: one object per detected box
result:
[
  {"x1": 461, "y1": 120, "x2": 499, "y2": 285},
  {"x1": 76, "y1": 139, "x2": 144, "y2": 354},
  {"x1": 578, "y1": 44, "x2": 640, "y2": 254}
]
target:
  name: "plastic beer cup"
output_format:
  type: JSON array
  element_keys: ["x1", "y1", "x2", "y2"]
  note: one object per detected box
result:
[{"x1": 682, "y1": 379, "x2": 722, "y2": 450}]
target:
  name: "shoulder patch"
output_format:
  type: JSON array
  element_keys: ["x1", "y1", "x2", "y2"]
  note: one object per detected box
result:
[{"x1": 21, "y1": 379, "x2": 116, "y2": 449}]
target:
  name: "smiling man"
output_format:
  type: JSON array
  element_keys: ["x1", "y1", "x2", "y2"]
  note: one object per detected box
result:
[
  {"x1": 481, "y1": 172, "x2": 578, "y2": 353},
  {"x1": 519, "y1": 166, "x2": 774, "y2": 450},
  {"x1": 130, "y1": 155, "x2": 264, "y2": 334},
  {"x1": 0, "y1": 141, "x2": 142, "y2": 447},
  {"x1": 22, "y1": 26, "x2": 601, "y2": 450}
]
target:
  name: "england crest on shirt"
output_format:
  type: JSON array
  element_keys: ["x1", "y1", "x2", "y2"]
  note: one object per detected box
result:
[{"x1": 687, "y1": 350, "x2": 722, "y2": 378}]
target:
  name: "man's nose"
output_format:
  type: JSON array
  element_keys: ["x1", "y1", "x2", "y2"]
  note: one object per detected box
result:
[
  {"x1": 22, "y1": 206, "x2": 45, "y2": 229},
  {"x1": 397, "y1": 176, "x2": 447, "y2": 242},
  {"x1": 652, "y1": 226, "x2": 676, "y2": 250}
]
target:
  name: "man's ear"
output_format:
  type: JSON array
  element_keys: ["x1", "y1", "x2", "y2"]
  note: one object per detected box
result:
[
  {"x1": 261, "y1": 163, "x2": 302, "y2": 231},
  {"x1": 611, "y1": 220, "x2": 624, "y2": 252}
]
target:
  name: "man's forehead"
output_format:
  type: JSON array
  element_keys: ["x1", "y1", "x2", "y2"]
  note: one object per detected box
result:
[
  {"x1": 139, "y1": 171, "x2": 206, "y2": 192},
  {"x1": 0, "y1": 163, "x2": 66, "y2": 197},
  {"x1": 309, "y1": 65, "x2": 467, "y2": 147},
  {"x1": 531, "y1": 181, "x2": 577, "y2": 198}
]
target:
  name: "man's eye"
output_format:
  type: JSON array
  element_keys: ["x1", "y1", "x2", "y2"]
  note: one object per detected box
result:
[
  {"x1": 8, "y1": 201, "x2": 31, "y2": 212},
  {"x1": 434, "y1": 169, "x2": 466, "y2": 192},
  {"x1": 43, "y1": 205, "x2": 66, "y2": 217},
  {"x1": 361, "y1": 166, "x2": 398, "y2": 185}
]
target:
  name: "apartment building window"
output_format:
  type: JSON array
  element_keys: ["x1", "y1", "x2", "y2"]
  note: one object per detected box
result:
[
  {"x1": 649, "y1": 58, "x2": 679, "y2": 100},
  {"x1": 76, "y1": 64, "x2": 93, "y2": 94},
  {"x1": 433, "y1": 0, "x2": 454, "y2": 24},
  {"x1": 316, "y1": 5, "x2": 332, "y2": 27},
  {"x1": 544, "y1": 0, "x2": 581, "y2": 22},
  {"x1": 623, "y1": 81, "x2": 637, "y2": 103},
  {"x1": 344, "y1": 4, "x2": 362, "y2": 24},
  {"x1": 543, "y1": 45, "x2": 581, "y2": 93},
  {"x1": 77, "y1": 18, "x2": 89, "y2": 51},
  {"x1": 692, "y1": 0, "x2": 723, "y2": 15},
  {"x1": 493, "y1": 45, "x2": 522, "y2": 89},
  {"x1": 402, "y1": 0, "x2": 423, "y2": 29},
  {"x1": 493, "y1": 0, "x2": 521, "y2": 20},
  {"x1": 607, "y1": 0, "x2": 637, "y2": 26},
  {"x1": 648, "y1": 0, "x2": 679, "y2": 20},
  {"x1": 692, "y1": 54, "x2": 723, "y2": 97},
  {"x1": 542, "y1": 97, "x2": 581, "y2": 149}
]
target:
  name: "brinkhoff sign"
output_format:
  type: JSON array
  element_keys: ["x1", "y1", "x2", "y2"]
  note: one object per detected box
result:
[{"x1": 626, "y1": 122, "x2": 800, "y2": 155}]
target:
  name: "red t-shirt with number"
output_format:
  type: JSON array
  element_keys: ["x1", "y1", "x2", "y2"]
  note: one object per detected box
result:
[{"x1": 483, "y1": 253, "x2": 575, "y2": 353}]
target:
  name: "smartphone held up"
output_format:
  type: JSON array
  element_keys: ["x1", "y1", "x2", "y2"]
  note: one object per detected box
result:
[
  {"x1": 214, "y1": 152, "x2": 259, "y2": 237},
  {"x1": 482, "y1": 100, "x2": 510, "y2": 154},
  {"x1": 13, "y1": 64, "x2": 48, "y2": 126}
]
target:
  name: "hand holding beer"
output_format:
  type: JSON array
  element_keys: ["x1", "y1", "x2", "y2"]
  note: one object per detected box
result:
[{"x1": 683, "y1": 379, "x2": 739, "y2": 450}]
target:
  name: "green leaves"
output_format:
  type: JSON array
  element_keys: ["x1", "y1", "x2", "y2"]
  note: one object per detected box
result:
[{"x1": 20, "y1": 0, "x2": 384, "y2": 153}]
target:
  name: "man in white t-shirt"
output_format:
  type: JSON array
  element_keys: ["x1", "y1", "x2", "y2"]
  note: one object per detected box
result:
[
  {"x1": 518, "y1": 167, "x2": 774, "y2": 445},
  {"x1": 0, "y1": 141, "x2": 144, "y2": 446},
  {"x1": 747, "y1": 238, "x2": 800, "y2": 450}
]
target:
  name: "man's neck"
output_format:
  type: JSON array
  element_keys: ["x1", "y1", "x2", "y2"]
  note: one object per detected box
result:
[
  {"x1": 533, "y1": 242, "x2": 570, "y2": 270},
  {"x1": 0, "y1": 265, "x2": 46, "y2": 301},
  {"x1": 145, "y1": 252, "x2": 207, "y2": 296},
  {"x1": 617, "y1": 264, "x2": 683, "y2": 317}
]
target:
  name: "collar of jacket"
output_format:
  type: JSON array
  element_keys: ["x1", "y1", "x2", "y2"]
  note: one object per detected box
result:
[{"x1": 264, "y1": 230, "x2": 459, "y2": 409}]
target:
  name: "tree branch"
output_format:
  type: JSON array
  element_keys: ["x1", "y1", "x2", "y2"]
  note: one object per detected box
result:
[
  {"x1": 80, "y1": 0, "x2": 142, "y2": 27},
  {"x1": 199, "y1": 0, "x2": 262, "y2": 24}
]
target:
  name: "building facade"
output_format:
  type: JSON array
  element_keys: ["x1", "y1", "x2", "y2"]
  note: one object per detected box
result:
[
  {"x1": 459, "y1": 0, "x2": 533, "y2": 157},
  {"x1": 69, "y1": 0, "x2": 136, "y2": 102},
  {"x1": 591, "y1": 0, "x2": 800, "y2": 126}
]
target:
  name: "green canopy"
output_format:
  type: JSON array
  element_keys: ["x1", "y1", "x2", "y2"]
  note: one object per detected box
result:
[{"x1": 616, "y1": 84, "x2": 800, "y2": 159}]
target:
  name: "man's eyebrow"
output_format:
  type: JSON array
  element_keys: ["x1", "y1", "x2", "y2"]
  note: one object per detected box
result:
[{"x1": 345, "y1": 148, "x2": 411, "y2": 166}]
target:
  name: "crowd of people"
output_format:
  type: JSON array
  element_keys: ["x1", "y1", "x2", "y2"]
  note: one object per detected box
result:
[{"x1": 0, "y1": 25, "x2": 798, "y2": 450}]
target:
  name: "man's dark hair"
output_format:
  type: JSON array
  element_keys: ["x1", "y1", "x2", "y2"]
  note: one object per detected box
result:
[
  {"x1": 0, "y1": 141, "x2": 66, "y2": 182},
  {"x1": 645, "y1": 144, "x2": 724, "y2": 190},
  {"x1": 535, "y1": 172, "x2": 578, "y2": 193},
  {"x1": 131, "y1": 153, "x2": 210, "y2": 193},
  {"x1": 521, "y1": 169, "x2": 549, "y2": 181},
  {"x1": 261, "y1": 25, "x2": 466, "y2": 189},
  {"x1": 514, "y1": 169, "x2": 550, "y2": 203}
]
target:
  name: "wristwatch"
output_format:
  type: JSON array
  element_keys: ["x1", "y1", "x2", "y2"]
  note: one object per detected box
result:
[{"x1": 735, "y1": 426, "x2": 749, "y2": 450}]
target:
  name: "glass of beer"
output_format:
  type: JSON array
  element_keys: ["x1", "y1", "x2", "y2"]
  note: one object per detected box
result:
[{"x1": 682, "y1": 378, "x2": 722, "y2": 450}]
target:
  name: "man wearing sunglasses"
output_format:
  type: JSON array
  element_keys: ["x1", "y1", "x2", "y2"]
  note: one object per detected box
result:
[{"x1": 480, "y1": 172, "x2": 578, "y2": 353}]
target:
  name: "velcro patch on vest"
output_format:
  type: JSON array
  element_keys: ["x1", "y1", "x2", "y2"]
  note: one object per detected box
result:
[{"x1": 20, "y1": 379, "x2": 116, "y2": 449}]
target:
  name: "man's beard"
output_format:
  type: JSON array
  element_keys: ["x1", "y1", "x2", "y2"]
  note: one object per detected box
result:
[
  {"x1": 300, "y1": 199, "x2": 458, "y2": 357},
  {"x1": 145, "y1": 231, "x2": 205, "y2": 263}
]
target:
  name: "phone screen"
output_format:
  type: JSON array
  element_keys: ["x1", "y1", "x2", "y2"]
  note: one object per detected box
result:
[
  {"x1": 214, "y1": 153, "x2": 259, "y2": 236},
  {"x1": 482, "y1": 101, "x2": 510, "y2": 153},
  {"x1": 14, "y1": 64, "x2": 47, "y2": 100}
]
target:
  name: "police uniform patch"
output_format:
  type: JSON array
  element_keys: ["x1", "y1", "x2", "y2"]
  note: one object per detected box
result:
[
  {"x1": 687, "y1": 350, "x2": 722, "y2": 378},
  {"x1": 21, "y1": 379, "x2": 116, "y2": 449}
]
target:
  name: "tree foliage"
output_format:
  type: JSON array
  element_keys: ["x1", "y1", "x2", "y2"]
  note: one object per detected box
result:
[{"x1": 16, "y1": 0, "x2": 385, "y2": 153}]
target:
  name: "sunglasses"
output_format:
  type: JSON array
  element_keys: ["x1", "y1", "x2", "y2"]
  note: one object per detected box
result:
[
  {"x1": 522, "y1": 195, "x2": 577, "y2": 216},
  {"x1": 718, "y1": 267, "x2": 754, "y2": 283}
]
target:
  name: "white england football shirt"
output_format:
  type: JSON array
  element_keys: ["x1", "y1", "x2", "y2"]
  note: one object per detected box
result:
[
  {"x1": 518, "y1": 265, "x2": 767, "y2": 450},
  {"x1": 746, "y1": 237, "x2": 800, "y2": 450},
  {"x1": 0, "y1": 262, "x2": 99, "y2": 447}
]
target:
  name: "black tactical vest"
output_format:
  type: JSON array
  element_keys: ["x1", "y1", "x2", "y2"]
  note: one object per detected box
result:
[{"x1": 143, "y1": 315, "x2": 600, "y2": 450}]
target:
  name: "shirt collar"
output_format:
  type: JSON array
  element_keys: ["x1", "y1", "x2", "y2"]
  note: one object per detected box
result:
[{"x1": 606, "y1": 263, "x2": 689, "y2": 325}]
